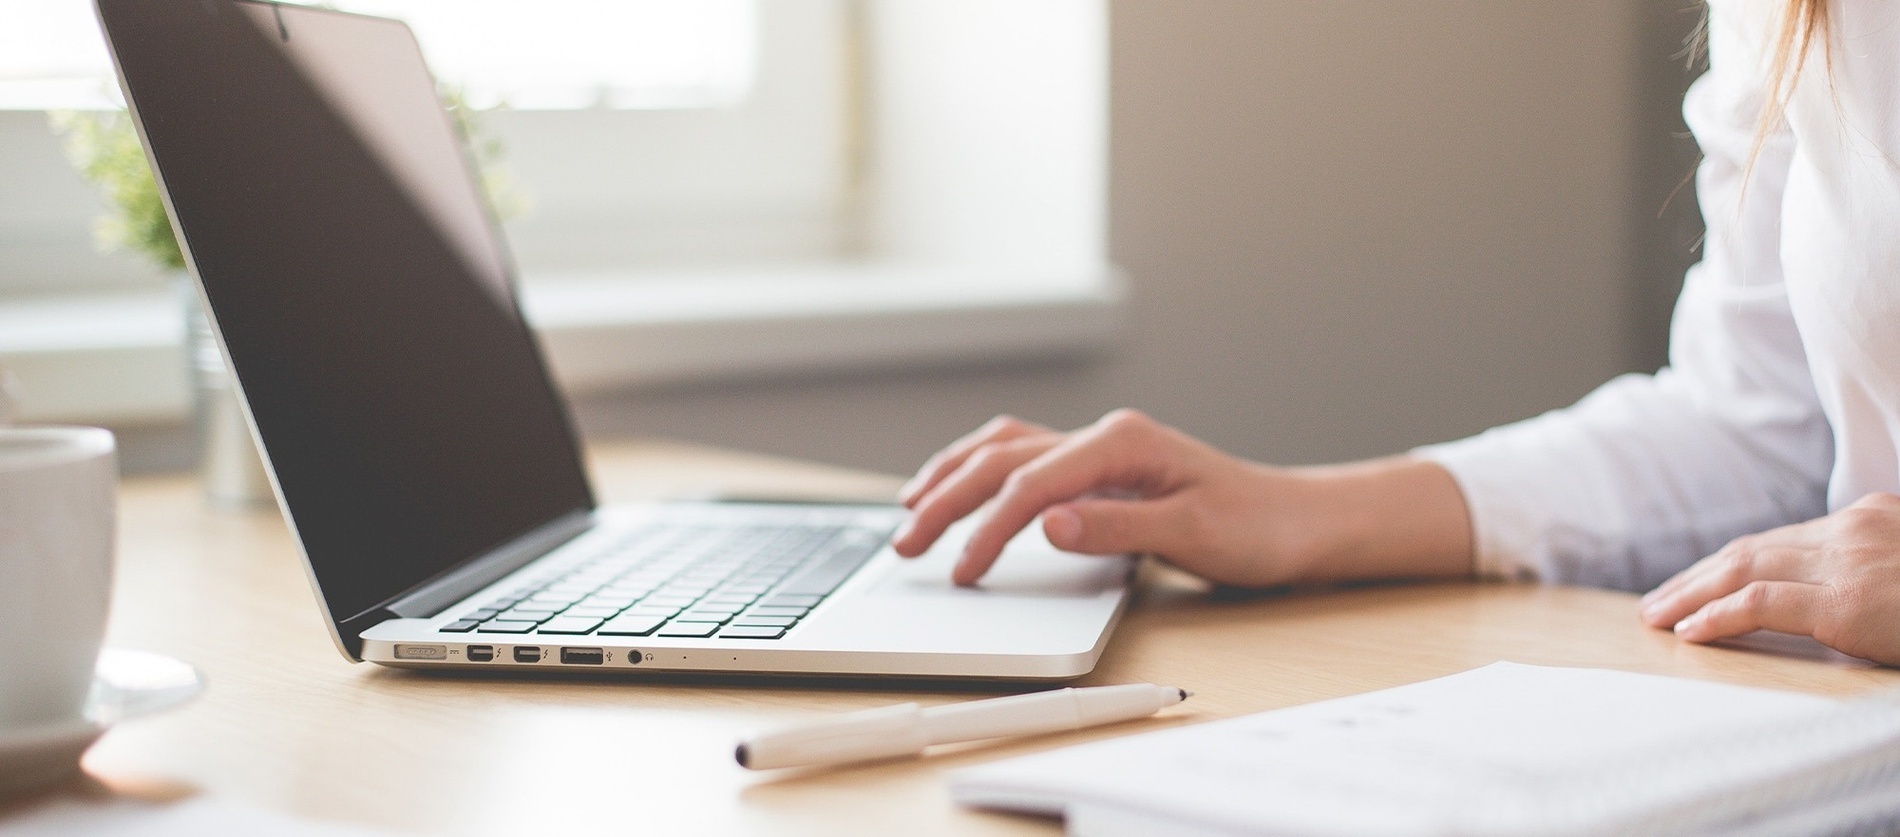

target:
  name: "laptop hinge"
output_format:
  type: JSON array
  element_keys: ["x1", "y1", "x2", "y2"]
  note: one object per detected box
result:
[
  {"x1": 332, "y1": 509, "x2": 592, "y2": 659},
  {"x1": 384, "y1": 508, "x2": 595, "y2": 620}
]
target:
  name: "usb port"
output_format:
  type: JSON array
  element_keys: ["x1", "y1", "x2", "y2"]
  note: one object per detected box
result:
[
  {"x1": 560, "y1": 647, "x2": 604, "y2": 665},
  {"x1": 466, "y1": 645, "x2": 494, "y2": 662},
  {"x1": 513, "y1": 646, "x2": 541, "y2": 663}
]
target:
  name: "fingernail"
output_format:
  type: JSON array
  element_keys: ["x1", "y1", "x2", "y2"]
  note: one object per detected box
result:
[
  {"x1": 1043, "y1": 507, "x2": 1082, "y2": 549},
  {"x1": 951, "y1": 556, "x2": 972, "y2": 586},
  {"x1": 1673, "y1": 615, "x2": 1699, "y2": 636},
  {"x1": 954, "y1": 543, "x2": 981, "y2": 580}
]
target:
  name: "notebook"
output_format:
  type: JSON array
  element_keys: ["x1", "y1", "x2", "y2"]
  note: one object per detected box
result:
[
  {"x1": 94, "y1": 0, "x2": 1132, "y2": 680},
  {"x1": 951, "y1": 662, "x2": 1900, "y2": 836}
]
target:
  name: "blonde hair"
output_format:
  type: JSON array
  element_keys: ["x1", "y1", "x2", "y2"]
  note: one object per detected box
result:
[{"x1": 1747, "y1": 0, "x2": 1830, "y2": 179}]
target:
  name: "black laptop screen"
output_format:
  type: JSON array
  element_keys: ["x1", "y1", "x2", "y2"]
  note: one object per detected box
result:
[{"x1": 97, "y1": 0, "x2": 594, "y2": 623}]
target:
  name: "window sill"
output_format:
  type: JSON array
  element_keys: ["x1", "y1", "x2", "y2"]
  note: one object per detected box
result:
[{"x1": 0, "y1": 262, "x2": 1124, "y2": 425}]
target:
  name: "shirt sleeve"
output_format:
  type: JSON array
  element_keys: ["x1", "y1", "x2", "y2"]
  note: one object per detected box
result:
[{"x1": 1412, "y1": 2, "x2": 1832, "y2": 592}]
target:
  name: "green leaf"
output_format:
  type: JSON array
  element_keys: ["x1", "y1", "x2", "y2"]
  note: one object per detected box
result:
[{"x1": 48, "y1": 90, "x2": 525, "y2": 275}]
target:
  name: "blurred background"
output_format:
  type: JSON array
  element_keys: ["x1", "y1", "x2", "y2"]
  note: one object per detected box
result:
[{"x1": 0, "y1": 0, "x2": 1706, "y2": 478}]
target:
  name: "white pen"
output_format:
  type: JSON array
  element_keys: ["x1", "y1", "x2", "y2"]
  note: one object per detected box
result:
[{"x1": 735, "y1": 683, "x2": 1189, "y2": 770}]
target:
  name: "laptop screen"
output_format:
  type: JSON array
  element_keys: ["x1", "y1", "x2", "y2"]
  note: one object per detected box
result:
[{"x1": 97, "y1": 0, "x2": 595, "y2": 624}]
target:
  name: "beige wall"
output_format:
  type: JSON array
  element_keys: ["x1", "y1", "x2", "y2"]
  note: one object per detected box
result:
[{"x1": 570, "y1": 0, "x2": 1704, "y2": 476}]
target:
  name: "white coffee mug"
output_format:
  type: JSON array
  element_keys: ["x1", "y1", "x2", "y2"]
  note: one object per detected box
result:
[{"x1": 0, "y1": 426, "x2": 116, "y2": 730}]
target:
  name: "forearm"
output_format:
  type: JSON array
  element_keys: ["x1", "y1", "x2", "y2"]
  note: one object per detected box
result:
[
  {"x1": 894, "y1": 410, "x2": 1478, "y2": 589},
  {"x1": 1281, "y1": 456, "x2": 1475, "y2": 584}
]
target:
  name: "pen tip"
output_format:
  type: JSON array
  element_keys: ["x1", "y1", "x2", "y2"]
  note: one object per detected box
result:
[
  {"x1": 1178, "y1": 688, "x2": 1191, "y2": 701},
  {"x1": 735, "y1": 743, "x2": 751, "y2": 769}
]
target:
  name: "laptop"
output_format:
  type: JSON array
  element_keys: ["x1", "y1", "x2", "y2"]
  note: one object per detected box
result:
[{"x1": 95, "y1": 0, "x2": 1132, "y2": 680}]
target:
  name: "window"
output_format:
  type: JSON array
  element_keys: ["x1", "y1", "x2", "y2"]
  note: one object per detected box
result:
[
  {"x1": 322, "y1": 1, "x2": 758, "y2": 110},
  {"x1": 0, "y1": 2, "x2": 115, "y2": 109},
  {"x1": 0, "y1": 0, "x2": 827, "y2": 294},
  {"x1": 0, "y1": 0, "x2": 756, "y2": 110},
  {"x1": 0, "y1": 0, "x2": 1115, "y2": 426}
]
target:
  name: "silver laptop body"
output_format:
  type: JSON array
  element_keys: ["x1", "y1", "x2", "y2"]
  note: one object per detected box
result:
[{"x1": 97, "y1": 0, "x2": 1130, "y2": 681}]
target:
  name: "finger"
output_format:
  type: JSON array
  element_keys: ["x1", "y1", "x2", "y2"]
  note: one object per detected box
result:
[
  {"x1": 898, "y1": 416, "x2": 1051, "y2": 508},
  {"x1": 1641, "y1": 520, "x2": 1829, "y2": 608},
  {"x1": 954, "y1": 412, "x2": 1177, "y2": 585},
  {"x1": 1640, "y1": 545, "x2": 1819, "y2": 629},
  {"x1": 1671, "y1": 580, "x2": 1826, "y2": 644},
  {"x1": 891, "y1": 435, "x2": 1058, "y2": 558},
  {"x1": 1041, "y1": 496, "x2": 1191, "y2": 557}
]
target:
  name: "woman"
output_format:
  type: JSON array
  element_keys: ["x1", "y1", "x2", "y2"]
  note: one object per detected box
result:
[{"x1": 891, "y1": 0, "x2": 1900, "y2": 665}]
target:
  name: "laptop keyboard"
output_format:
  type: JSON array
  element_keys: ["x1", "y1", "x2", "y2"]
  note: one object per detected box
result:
[{"x1": 437, "y1": 520, "x2": 893, "y2": 641}]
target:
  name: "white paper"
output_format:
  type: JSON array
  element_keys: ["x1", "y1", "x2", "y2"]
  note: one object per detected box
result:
[{"x1": 951, "y1": 662, "x2": 1847, "y2": 837}]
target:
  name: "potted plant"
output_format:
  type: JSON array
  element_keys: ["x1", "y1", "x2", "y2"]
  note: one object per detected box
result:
[{"x1": 50, "y1": 108, "x2": 268, "y2": 507}]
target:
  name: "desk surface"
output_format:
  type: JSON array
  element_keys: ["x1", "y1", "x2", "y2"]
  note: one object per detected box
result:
[{"x1": 16, "y1": 440, "x2": 1900, "y2": 834}]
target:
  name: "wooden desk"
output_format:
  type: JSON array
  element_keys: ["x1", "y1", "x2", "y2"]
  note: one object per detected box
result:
[{"x1": 20, "y1": 440, "x2": 1900, "y2": 834}]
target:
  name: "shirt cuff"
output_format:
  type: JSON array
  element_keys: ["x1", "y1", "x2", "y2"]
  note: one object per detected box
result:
[{"x1": 1412, "y1": 435, "x2": 1546, "y2": 582}]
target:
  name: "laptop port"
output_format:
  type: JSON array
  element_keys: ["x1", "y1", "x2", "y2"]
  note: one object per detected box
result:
[
  {"x1": 625, "y1": 649, "x2": 643, "y2": 665},
  {"x1": 560, "y1": 647, "x2": 604, "y2": 665},
  {"x1": 513, "y1": 646, "x2": 541, "y2": 663},
  {"x1": 393, "y1": 644, "x2": 446, "y2": 660},
  {"x1": 466, "y1": 645, "x2": 494, "y2": 662}
]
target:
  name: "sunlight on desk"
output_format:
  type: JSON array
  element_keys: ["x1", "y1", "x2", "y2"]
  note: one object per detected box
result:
[{"x1": 12, "y1": 440, "x2": 1895, "y2": 835}]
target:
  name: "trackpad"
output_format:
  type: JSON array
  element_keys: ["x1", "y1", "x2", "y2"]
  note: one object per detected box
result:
[{"x1": 872, "y1": 528, "x2": 1129, "y2": 599}]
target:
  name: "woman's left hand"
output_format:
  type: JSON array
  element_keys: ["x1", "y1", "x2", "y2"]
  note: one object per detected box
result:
[{"x1": 1640, "y1": 492, "x2": 1900, "y2": 665}]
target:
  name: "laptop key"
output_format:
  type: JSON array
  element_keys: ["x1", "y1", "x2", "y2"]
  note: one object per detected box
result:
[
  {"x1": 440, "y1": 619, "x2": 482, "y2": 633},
  {"x1": 525, "y1": 595, "x2": 582, "y2": 609},
  {"x1": 476, "y1": 620, "x2": 539, "y2": 634},
  {"x1": 774, "y1": 539, "x2": 882, "y2": 597},
  {"x1": 578, "y1": 595, "x2": 636, "y2": 610},
  {"x1": 614, "y1": 573, "x2": 670, "y2": 586},
  {"x1": 597, "y1": 615, "x2": 666, "y2": 636},
  {"x1": 537, "y1": 616, "x2": 605, "y2": 635},
  {"x1": 760, "y1": 594, "x2": 823, "y2": 608},
  {"x1": 684, "y1": 602, "x2": 741, "y2": 614},
  {"x1": 458, "y1": 521, "x2": 886, "y2": 644},
  {"x1": 657, "y1": 621, "x2": 721, "y2": 638},
  {"x1": 641, "y1": 596, "x2": 699, "y2": 609}
]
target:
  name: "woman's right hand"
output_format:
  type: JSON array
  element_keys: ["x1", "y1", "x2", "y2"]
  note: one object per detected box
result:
[{"x1": 889, "y1": 409, "x2": 1476, "y2": 587}]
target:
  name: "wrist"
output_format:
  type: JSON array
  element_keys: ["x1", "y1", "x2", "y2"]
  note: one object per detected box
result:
[{"x1": 1284, "y1": 457, "x2": 1475, "y2": 583}]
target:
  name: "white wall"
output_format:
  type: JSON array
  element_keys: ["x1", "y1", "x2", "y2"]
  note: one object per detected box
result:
[
  {"x1": 570, "y1": 0, "x2": 1701, "y2": 476},
  {"x1": 0, "y1": 110, "x2": 164, "y2": 295},
  {"x1": 863, "y1": 0, "x2": 1106, "y2": 270}
]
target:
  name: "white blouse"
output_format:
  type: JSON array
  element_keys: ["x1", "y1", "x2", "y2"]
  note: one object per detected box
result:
[{"x1": 1417, "y1": 0, "x2": 1900, "y2": 591}]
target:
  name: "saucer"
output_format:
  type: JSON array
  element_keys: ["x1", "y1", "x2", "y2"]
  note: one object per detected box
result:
[{"x1": 0, "y1": 649, "x2": 203, "y2": 796}]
